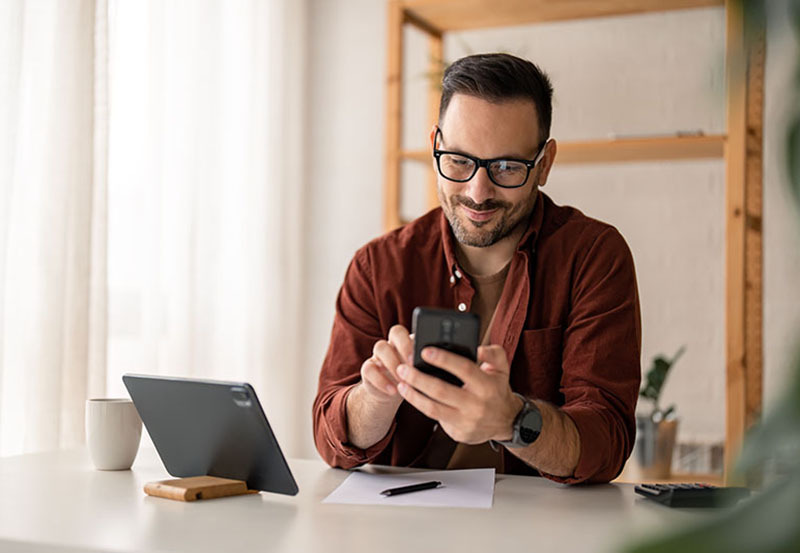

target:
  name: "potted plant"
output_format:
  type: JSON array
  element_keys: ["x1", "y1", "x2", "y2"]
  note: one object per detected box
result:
[{"x1": 635, "y1": 346, "x2": 686, "y2": 479}]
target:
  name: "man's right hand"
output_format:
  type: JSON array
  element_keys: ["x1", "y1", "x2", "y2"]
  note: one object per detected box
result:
[
  {"x1": 359, "y1": 325, "x2": 414, "y2": 407},
  {"x1": 346, "y1": 325, "x2": 414, "y2": 449}
]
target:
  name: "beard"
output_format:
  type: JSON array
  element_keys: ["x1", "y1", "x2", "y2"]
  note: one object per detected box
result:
[{"x1": 440, "y1": 184, "x2": 539, "y2": 248}]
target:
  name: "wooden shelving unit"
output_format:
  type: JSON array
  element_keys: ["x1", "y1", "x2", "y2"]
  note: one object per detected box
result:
[
  {"x1": 384, "y1": 0, "x2": 764, "y2": 483},
  {"x1": 399, "y1": 0, "x2": 724, "y2": 31},
  {"x1": 400, "y1": 134, "x2": 727, "y2": 167}
]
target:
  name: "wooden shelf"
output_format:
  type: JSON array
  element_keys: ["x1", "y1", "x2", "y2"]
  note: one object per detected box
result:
[
  {"x1": 401, "y1": 0, "x2": 723, "y2": 32},
  {"x1": 558, "y1": 135, "x2": 725, "y2": 164},
  {"x1": 399, "y1": 135, "x2": 725, "y2": 166},
  {"x1": 399, "y1": 149, "x2": 431, "y2": 163}
]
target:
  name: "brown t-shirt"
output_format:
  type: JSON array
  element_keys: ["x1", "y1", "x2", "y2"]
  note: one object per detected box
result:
[
  {"x1": 470, "y1": 261, "x2": 511, "y2": 344},
  {"x1": 312, "y1": 192, "x2": 642, "y2": 484}
]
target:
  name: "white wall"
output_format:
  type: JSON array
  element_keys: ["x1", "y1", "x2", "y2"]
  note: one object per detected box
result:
[
  {"x1": 300, "y1": 1, "x2": 800, "y2": 458},
  {"x1": 301, "y1": 0, "x2": 388, "y2": 457}
]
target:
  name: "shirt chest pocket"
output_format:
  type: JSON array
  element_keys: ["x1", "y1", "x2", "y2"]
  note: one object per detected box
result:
[{"x1": 512, "y1": 326, "x2": 564, "y2": 402}]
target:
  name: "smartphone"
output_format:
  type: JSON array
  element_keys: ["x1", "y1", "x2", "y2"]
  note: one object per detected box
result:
[{"x1": 411, "y1": 307, "x2": 480, "y2": 387}]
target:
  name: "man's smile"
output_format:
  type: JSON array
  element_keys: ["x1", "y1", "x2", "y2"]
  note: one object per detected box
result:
[{"x1": 460, "y1": 204, "x2": 499, "y2": 223}]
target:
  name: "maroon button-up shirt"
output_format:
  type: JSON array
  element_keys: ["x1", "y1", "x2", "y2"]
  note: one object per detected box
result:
[{"x1": 312, "y1": 192, "x2": 641, "y2": 484}]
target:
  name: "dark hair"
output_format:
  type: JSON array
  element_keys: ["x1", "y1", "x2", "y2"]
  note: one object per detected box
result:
[{"x1": 439, "y1": 53, "x2": 554, "y2": 143}]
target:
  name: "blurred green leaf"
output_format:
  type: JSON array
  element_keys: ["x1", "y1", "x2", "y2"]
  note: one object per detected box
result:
[
  {"x1": 787, "y1": 0, "x2": 800, "y2": 204},
  {"x1": 788, "y1": 119, "x2": 800, "y2": 205},
  {"x1": 624, "y1": 1, "x2": 800, "y2": 552},
  {"x1": 737, "y1": 350, "x2": 800, "y2": 472},
  {"x1": 624, "y1": 472, "x2": 800, "y2": 553}
]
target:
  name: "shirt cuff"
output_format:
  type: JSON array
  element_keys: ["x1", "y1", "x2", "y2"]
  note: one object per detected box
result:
[
  {"x1": 540, "y1": 404, "x2": 616, "y2": 485},
  {"x1": 324, "y1": 384, "x2": 397, "y2": 467}
]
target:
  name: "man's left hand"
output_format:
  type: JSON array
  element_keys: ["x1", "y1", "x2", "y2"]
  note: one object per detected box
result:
[{"x1": 396, "y1": 345, "x2": 523, "y2": 444}]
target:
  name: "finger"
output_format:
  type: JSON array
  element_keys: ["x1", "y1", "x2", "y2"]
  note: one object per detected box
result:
[
  {"x1": 420, "y1": 347, "x2": 483, "y2": 385},
  {"x1": 397, "y1": 381, "x2": 456, "y2": 422},
  {"x1": 374, "y1": 359, "x2": 401, "y2": 387},
  {"x1": 477, "y1": 345, "x2": 510, "y2": 375},
  {"x1": 368, "y1": 355, "x2": 394, "y2": 379},
  {"x1": 396, "y1": 363, "x2": 464, "y2": 408},
  {"x1": 362, "y1": 359, "x2": 399, "y2": 396},
  {"x1": 388, "y1": 325, "x2": 414, "y2": 364},
  {"x1": 373, "y1": 339, "x2": 404, "y2": 376}
]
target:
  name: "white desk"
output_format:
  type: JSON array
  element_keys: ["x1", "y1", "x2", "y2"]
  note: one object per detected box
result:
[{"x1": 0, "y1": 448, "x2": 710, "y2": 553}]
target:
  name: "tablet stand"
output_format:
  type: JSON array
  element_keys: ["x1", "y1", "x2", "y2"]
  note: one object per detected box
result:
[{"x1": 144, "y1": 476, "x2": 259, "y2": 501}]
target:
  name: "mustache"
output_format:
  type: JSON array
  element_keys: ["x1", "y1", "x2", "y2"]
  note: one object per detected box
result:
[{"x1": 452, "y1": 196, "x2": 510, "y2": 211}]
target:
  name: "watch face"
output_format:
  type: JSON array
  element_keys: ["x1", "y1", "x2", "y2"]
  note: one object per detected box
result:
[{"x1": 519, "y1": 409, "x2": 542, "y2": 444}]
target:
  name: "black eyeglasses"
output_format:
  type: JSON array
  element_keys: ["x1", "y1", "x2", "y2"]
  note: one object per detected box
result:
[{"x1": 432, "y1": 127, "x2": 547, "y2": 189}]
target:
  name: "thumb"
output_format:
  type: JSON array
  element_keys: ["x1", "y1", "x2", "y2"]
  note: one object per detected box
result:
[{"x1": 477, "y1": 345, "x2": 510, "y2": 376}]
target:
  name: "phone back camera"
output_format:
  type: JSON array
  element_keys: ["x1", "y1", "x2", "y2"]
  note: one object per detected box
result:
[{"x1": 441, "y1": 318, "x2": 454, "y2": 341}]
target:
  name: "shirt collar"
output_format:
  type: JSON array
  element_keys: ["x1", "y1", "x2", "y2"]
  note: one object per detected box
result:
[{"x1": 440, "y1": 190, "x2": 545, "y2": 281}]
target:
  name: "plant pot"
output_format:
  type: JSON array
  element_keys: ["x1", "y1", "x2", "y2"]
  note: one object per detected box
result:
[{"x1": 635, "y1": 415, "x2": 678, "y2": 479}]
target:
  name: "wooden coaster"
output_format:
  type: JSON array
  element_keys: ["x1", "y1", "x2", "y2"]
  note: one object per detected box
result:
[{"x1": 144, "y1": 476, "x2": 259, "y2": 502}]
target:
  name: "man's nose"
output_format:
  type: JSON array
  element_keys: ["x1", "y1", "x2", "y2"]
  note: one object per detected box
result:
[{"x1": 464, "y1": 166, "x2": 495, "y2": 205}]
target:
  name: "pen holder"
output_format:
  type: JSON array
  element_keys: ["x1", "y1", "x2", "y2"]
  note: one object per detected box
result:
[{"x1": 144, "y1": 476, "x2": 259, "y2": 501}]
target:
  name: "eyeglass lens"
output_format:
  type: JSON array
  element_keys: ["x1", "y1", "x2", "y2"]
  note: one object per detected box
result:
[{"x1": 438, "y1": 153, "x2": 529, "y2": 187}]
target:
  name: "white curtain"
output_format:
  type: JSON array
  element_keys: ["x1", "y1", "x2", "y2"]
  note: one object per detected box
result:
[
  {"x1": 0, "y1": 0, "x2": 105, "y2": 455},
  {"x1": 0, "y1": 0, "x2": 307, "y2": 457}
]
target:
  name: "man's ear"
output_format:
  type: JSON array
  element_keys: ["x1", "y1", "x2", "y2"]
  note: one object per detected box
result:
[
  {"x1": 537, "y1": 139, "x2": 558, "y2": 188},
  {"x1": 429, "y1": 125, "x2": 438, "y2": 149}
]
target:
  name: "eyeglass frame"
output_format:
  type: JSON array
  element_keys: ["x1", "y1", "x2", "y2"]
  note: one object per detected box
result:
[{"x1": 432, "y1": 126, "x2": 548, "y2": 189}]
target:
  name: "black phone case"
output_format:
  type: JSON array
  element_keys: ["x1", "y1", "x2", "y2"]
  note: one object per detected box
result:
[{"x1": 411, "y1": 307, "x2": 480, "y2": 387}]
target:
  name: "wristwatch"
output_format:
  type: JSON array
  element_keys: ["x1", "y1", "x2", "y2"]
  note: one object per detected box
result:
[{"x1": 496, "y1": 393, "x2": 542, "y2": 449}]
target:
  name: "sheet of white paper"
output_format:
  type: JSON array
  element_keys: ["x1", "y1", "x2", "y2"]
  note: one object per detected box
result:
[{"x1": 322, "y1": 468, "x2": 495, "y2": 509}]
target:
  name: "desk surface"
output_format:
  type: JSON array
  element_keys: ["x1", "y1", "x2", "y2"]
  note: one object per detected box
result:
[{"x1": 0, "y1": 448, "x2": 710, "y2": 553}]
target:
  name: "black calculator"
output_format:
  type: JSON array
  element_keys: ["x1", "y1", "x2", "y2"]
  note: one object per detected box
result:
[{"x1": 634, "y1": 483, "x2": 750, "y2": 508}]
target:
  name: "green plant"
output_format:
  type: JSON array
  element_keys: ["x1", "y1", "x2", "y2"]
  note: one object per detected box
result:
[{"x1": 639, "y1": 347, "x2": 685, "y2": 421}]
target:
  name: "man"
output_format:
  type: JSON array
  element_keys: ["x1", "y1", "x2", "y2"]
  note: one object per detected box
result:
[{"x1": 313, "y1": 53, "x2": 641, "y2": 484}]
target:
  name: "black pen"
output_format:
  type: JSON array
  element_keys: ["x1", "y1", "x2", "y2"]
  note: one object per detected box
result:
[{"x1": 380, "y1": 480, "x2": 443, "y2": 497}]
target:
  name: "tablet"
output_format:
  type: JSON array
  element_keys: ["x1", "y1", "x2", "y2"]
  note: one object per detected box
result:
[{"x1": 123, "y1": 374, "x2": 298, "y2": 496}]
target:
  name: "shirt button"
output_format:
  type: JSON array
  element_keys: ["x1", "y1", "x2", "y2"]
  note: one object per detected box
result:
[
  {"x1": 449, "y1": 276, "x2": 456, "y2": 284},
  {"x1": 457, "y1": 302, "x2": 467, "y2": 312},
  {"x1": 454, "y1": 269, "x2": 463, "y2": 279}
]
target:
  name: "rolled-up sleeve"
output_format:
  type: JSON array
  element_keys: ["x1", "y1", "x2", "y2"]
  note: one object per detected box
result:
[
  {"x1": 312, "y1": 247, "x2": 397, "y2": 469},
  {"x1": 546, "y1": 227, "x2": 641, "y2": 484}
]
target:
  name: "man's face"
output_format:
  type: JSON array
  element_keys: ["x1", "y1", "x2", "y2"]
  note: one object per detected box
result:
[{"x1": 434, "y1": 94, "x2": 547, "y2": 248}]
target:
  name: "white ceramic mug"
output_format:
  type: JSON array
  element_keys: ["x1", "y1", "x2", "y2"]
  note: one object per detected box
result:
[{"x1": 85, "y1": 398, "x2": 142, "y2": 470}]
